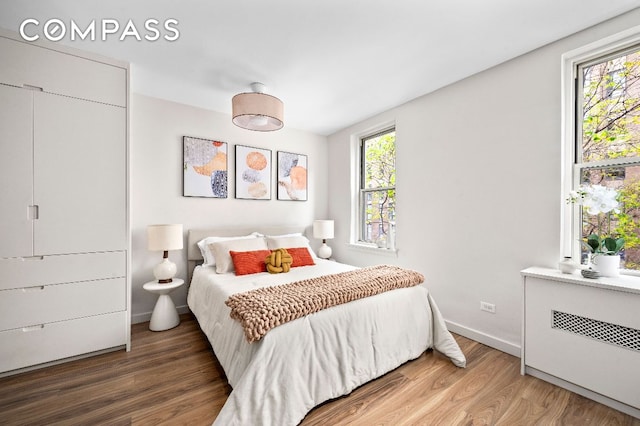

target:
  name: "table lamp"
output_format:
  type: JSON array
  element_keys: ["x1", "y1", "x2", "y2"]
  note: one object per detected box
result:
[
  {"x1": 147, "y1": 224, "x2": 183, "y2": 283},
  {"x1": 313, "y1": 220, "x2": 334, "y2": 259}
]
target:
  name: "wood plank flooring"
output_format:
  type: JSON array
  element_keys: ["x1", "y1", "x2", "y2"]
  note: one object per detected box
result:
[{"x1": 0, "y1": 313, "x2": 638, "y2": 425}]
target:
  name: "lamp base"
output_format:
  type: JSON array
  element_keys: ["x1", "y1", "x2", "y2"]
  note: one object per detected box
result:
[
  {"x1": 154, "y1": 258, "x2": 177, "y2": 284},
  {"x1": 318, "y1": 243, "x2": 332, "y2": 259}
]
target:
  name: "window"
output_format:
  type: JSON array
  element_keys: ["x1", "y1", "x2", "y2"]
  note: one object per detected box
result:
[
  {"x1": 572, "y1": 45, "x2": 640, "y2": 270},
  {"x1": 358, "y1": 128, "x2": 396, "y2": 248}
]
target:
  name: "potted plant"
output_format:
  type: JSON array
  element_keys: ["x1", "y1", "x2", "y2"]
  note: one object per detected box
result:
[{"x1": 567, "y1": 184, "x2": 625, "y2": 277}]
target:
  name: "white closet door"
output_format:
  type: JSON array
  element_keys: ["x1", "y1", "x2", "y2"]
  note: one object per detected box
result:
[
  {"x1": 0, "y1": 84, "x2": 33, "y2": 258},
  {"x1": 33, "y1": 92, "x2": 126, "y2": 255}
]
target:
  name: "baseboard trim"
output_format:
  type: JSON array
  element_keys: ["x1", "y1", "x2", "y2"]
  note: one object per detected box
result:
[
  {"x1": 445, "y1": 320, "x2": 521, "y2": 357},
  {"x1": 131, "y1": 304, "x2": 190, "y2": 325}
]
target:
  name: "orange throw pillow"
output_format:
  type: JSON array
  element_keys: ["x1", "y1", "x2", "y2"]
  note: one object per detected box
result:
[
  {"x1": 286, "y1": 247, "x2": 316, "y2": 267},
  {"x1": 230, "y1": 250, "x2": 271, "y2": 275}
]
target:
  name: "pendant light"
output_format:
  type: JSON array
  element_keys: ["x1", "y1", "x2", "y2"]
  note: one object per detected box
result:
[{"x1": 232, "y1": 82, "x2": 284, "y2": 131}]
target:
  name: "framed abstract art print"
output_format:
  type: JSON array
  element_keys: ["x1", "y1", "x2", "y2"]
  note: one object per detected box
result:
[
  {"x1": 183, "y1": 136, "x2": 228, "y2": 198},
  {"x1": 277, "y1": 151, "x2": 307, "y2": 201},
  {"x1": 235, "y1": 145, "x2": 272, "y2": 200}
]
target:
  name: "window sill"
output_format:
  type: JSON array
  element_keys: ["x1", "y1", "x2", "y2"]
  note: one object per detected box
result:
[
  {"x1": 347, "y1": 243, "x2": 398, "y2": 257},
  {"x1": 521, "y1": 266, "x2": 640, "y2": 295}
]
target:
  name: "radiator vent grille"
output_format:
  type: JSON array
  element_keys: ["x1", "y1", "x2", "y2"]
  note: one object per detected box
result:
[{"x1": 552, "y1": 311, "x2": 640, "y2": 352}]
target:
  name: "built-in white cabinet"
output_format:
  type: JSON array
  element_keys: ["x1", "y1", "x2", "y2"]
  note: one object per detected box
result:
[
  {"x1": 0, "y1": 85, "x2": 126, "y2": 258},
  {"x1": 0, "y1": 36, "x2": 126, "y2": 107},
  {"x1": 521, "y1": 267, "x2": 640, "y2": 418},
  {"x1": 0, "y1": 253, "x2": 128, "y2": 372},
  {"x1": 0, "y1": 33, "x2": 129, "y2": 375}
]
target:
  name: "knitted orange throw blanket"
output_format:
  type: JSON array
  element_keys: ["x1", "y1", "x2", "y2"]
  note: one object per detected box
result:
[{"x1": 225, "y1": 264, "x2": 425, "y2": 342}]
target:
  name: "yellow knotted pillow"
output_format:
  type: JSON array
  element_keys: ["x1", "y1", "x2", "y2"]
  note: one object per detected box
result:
[{"x1": 265, "y1": 248, "x2": 293, "y2": 274}]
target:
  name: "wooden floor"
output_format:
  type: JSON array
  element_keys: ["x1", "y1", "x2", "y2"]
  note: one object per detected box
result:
[{"x1": 1, "y1": 314, "x2": 638, "y2": 425}]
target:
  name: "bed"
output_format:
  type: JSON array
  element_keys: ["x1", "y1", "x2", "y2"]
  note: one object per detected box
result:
[{"x1": 186, "y1": 227, "x2": 466, "y2": 425}]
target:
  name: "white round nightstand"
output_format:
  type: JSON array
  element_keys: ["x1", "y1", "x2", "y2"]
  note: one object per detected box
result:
[{"x1": 143, "y1": 278, "x2": 185, "y2": 331}]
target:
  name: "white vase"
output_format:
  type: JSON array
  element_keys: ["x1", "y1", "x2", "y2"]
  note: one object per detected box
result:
[
  {"x1": 591, "y1": 254, "x2": 621, "y2": 277},
  {"x1": 558, "y1": 258, "x2": 577, "y2": 274}
]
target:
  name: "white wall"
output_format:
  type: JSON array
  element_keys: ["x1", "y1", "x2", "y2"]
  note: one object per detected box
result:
[
  {"x1": 327, "y1": 9, "x2": 640, "y2": 355},
  {"x1": 130, "y1": 94, "x2": 328, "y2": 322}
]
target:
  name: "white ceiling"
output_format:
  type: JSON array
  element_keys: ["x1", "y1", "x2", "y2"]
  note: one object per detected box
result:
[{"x1": 1, "y1": 1, "x2": 639, "y2": 135}]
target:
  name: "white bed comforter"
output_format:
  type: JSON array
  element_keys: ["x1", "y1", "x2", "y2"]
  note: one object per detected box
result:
[{"x1": 187, "y1": 260, "x2": 466, "y2": 426}]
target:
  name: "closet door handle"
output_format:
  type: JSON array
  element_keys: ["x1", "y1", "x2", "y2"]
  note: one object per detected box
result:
[
  {"x1": 22, "y1": 84, "x2": 43, "y2": 91},
  {"x1": 18, "y1": 256, "x2": 44, "y2": 261},
  {"x1": 28, "y1": 205, "x2": 39, "y2": 220},
  {"x1": 22, "y1": 324, "x2": 45, "y2": 332},
  {"x1": 21, "y1": 286, "x2": 45, "y2": 292}
]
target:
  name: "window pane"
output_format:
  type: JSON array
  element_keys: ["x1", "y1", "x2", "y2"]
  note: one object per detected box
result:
[
  {"x1": 580, "y1": 49, "x2": 640, "y2": 163},
  {"x1": 579, "y1": 166, "x2": 640, "y2": 270},
  {"x1": 362, "y1": 189, "x2": 395, "y2": 245},
  {"x1": 363, "y1": 130, "x2": 396, "y2": 189}
]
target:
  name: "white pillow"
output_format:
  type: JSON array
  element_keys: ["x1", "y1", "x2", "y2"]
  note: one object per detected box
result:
[
  {"x1": 266, "y1": 232, "x2": 302, "y2": 238},
  {"x1": 197, "y1": 234, "x2": 258, "y2": 266},
  {"x1": 266, "y1": 235, "x2": 318, "y2": 258},
  {"x1": 208, "y1": 237, "x2": 269, "y2": 274}
]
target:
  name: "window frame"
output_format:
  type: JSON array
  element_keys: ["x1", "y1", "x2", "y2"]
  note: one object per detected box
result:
[
  {"x1": 359, "y1": 127, "x2": 396, "y2": 243},
  {"x1": 561, "y1": 25, "x2": 640, "y2": 274},
  {"x1": 349, "y1": 122, "x2": 397, "y2": 254}
]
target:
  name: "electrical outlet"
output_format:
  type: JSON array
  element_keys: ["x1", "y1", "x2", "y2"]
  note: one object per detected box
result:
[{"x1": 480, "y1": 301, "x2": 496, "y2": 313}]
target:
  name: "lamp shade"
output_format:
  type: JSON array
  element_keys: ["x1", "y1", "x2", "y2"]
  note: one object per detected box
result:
[
  {"x1": 313, "y1": 220, "x2": 334, "y2": 240},
  {"x1": 232, "y1": 83, "x2": 284, "y2": 132},
  {"x1": 147, "y1": 224, "x2": 183, "y2": 251}
]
